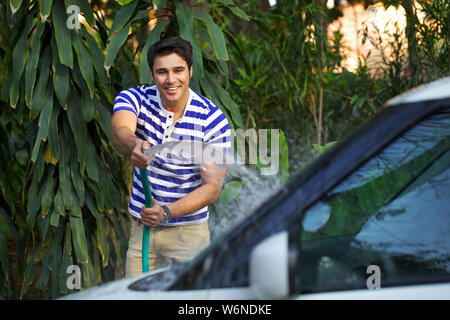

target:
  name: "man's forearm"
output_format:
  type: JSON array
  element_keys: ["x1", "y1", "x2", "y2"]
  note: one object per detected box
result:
[
  {"x1": 112, "y1": 126, "x2": 139, "y2": 156},
  {"x1": 167, "y1": 183, "x2": 221, "y2": 219}
]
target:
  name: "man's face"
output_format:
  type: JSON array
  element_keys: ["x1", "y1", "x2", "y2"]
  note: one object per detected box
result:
[{"x1": 151, "y1": 52, "x2": 192, "y2": 109}]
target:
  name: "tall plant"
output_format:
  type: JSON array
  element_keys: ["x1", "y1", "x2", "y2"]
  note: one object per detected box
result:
[{"x1": 0, "y1": 0, "x2": 246, "y2": 299}]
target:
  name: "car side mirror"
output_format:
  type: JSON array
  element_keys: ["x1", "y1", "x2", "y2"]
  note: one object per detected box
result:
[{"x1": 249, "y1": 231, "x2": 290, "y2": 299}]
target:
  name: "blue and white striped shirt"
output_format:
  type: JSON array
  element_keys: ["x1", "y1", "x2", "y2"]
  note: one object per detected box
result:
[{"x1": 113, "y1": 85, "x2": 231, "y2": 226}]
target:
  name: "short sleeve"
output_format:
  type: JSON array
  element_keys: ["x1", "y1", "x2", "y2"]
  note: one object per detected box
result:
[
  {"x1": 204, "y1": 106, "x2": 232, "y2": 151},
  {"x1": 113, "y1": 88, "x2": 142, "y2": 116}
]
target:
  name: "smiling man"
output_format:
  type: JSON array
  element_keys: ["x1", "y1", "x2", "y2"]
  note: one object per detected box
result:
[{"x1": 110, "y1": 37, "x2": 231, "y2": 276}]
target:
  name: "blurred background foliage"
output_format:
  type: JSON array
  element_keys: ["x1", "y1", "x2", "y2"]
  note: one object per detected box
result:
[{"x1": 0, "y1": 0, "x2": 448, "y2": 299}]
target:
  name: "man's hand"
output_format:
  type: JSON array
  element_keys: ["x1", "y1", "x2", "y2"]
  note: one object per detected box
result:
[
  {"x1": 111, "y1": 110, "x2": 151, "y2": 169},
  {"x1": 131, "y1": 140, "x2": 150, "y2": 169},
  {"x1": 140, "y1": 198, "x2": 165, "y2": 227}
]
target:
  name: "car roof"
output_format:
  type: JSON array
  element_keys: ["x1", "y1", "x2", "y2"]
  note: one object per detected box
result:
[
  {"x1": 387, "y1": 77, "x2": 450, "y2": 106},
  {"x1": 162, "y1": 78, "x2": 450, "y2": 291}
]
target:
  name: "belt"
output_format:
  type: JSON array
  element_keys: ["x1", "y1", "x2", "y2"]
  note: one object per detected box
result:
[
  {"x1": 132, "y1": 215, "x2": 141, "y2": 224},
  {"x1": 131, "y1": 215, "x2": 173, "y2": 229}
]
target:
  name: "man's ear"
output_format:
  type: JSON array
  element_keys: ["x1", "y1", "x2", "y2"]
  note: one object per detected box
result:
[
  {"x1": 150, "y1": 70, "x2": 154, "y2": 82},
  {"x1": 189, "y1": 66, "x2": 193, "y2": 78}
]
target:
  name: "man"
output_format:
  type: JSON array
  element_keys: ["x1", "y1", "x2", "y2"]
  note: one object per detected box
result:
[{"x1": 110, "y1": 37, "x2": 231, "y2": 276}]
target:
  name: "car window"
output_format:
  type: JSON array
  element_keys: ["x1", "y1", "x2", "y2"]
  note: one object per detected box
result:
[{"x1": 298, "y1": 108, "x2": 450, "y2": 293}]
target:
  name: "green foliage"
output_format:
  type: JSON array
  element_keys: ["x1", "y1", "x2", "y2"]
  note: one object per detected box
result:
[
  {"x1": 1, "y1": 0, "x2": 448, "y2": 299},
  {"x1": 230, "y1": 0, "x2": 449, "y2": 174},
  {"x1": 0, "y1": 0, "x2": 246, "y2": 299},
  {"x1": 312, "y1": 141, "x2": 337, "y2": 155}
]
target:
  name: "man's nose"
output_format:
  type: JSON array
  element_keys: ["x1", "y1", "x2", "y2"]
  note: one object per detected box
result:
[{"x1": 166, "y1": 71, "x2": 175, "y2": 83}]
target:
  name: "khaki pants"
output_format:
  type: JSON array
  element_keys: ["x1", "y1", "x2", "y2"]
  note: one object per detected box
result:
[{"x1": 125, "y1": 218, "x2": 210, "y2": 277}]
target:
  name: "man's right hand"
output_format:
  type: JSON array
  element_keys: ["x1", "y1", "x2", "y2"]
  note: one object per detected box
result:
[{"x1": 131, "y1": 140, "x2": 150, "y2": 169}]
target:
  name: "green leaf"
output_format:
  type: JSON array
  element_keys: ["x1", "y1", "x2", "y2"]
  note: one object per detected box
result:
[
  {"x1": 71, "y1": 205, "x2": 82, "y2": 218},
  {"x1": 312, "y1": 143, "x2": 324, "y2": 152},
  {"x1": 98, "y1": 170, "x2": 113, "y2": 211},
  {"x1": 49, "y1": 208, "x2": 60, "y2": 227},
  {"x1": 205, "y1": 72, "x2": 244, "y2": 128},
  {"x1": 86, "y1": 138, "x2": 99, "y2": 182},
  {"x1": 41, "y1": 167, "x2": 56, "y2": 216},
  {"x1": 87, "y1": 180, "x2": 103, "y2": 211},
  {"x1": 70, "y1": 161, "x2": 85, "y2": 207},
  {"x1": 217, "y1": 59, "x2": 229, "y2": 79},
  {"x1": 37, "y1": 205, "x2": 50, "y2": 238},
  {"x1": 176, "y1": 3, "x2": 204, "y2": 78},
  {"x1": 93, "y1": 101, "x2": 112, "y2": 141},
  {"x1": 193, "y1": 12, "x2": 229, "y2": 61},
  {"x1": 82, "y1": 29, "x2": 109, "y2": 89},
  {"x1": 115, "y1": 0, "x2": 133, "y2": 6},
  {"x1": 30, "y1": 47, "x2": 51, "y2": 119},
  {"x1": 39, "y1": 0, "x2": 53, "y2": 22},
  {"x1": 105, "y1": 22, "x2": 131, "y2": 69},
  {"x1": 74, "y1": 0, "x2": 95, "y2": 26},
  {"x1": 51, "y1": 36, "x2": 70, "y2": 107},
  {"x1": 131, "y1": 8, "x2": 151, "y2": 22},
  {"x1": 216, "y1": 0, "x2": 234, "y2": 5},
  {"x1": 35, "y1": 253, "x2": 49, "y2": 291},
  {"x1": 279, "y1": 130, "x2": 289, "y2": 182},
  {"x1": 48, "y1": 228, "x2": 63, "y2": 298},
  {"x1": 70, "y1": 215, "x2": 89, "y2": 264},
  {"x1": 72, "y1": 62, "x2": 94, "y2": 121},
  {"x1": 52, "y1": 0, "x2": 73, "y2": 68},
  {"x1": 153, "y1": 0, "x2": 166, "y2": 8},
  {"x1": 31, "y1": 85, "x2": 54, "y2": 162},
  {"x1": 81, "y1": 85, "x2": 95, "y2": 122},
  {"x1": 54, "y1": 189, "x2": 65, "y2": 216},
  {"x1": 218, "y1": 180, "x2": 243, "y2": 206},
  {"x1": 72, "y1": 32, "x2": 95, "y2": 97},
  {"x1": 86, "y1": 194, "x2": 110, "y2": 267},
  {"x1": 110, "y1": 1, "x2": 137, "y2": 34},
  {"x1": 1, "y1": 73, "x2": 13, "y2": 104},
  {"x1": 20, "y1": 246, "x2": 42, "y2": 298},
  {"x1": 9, "y1": 26, "x2": 29, "y2": 108},
  {"x1": 50, "y1": 189, "x2": 64, "y2": 227},
  {"x1": 59, "y1": 123, "x2": 75, "y2": 210},
  {"x1": 25, "y1": 23, "x2": 45, "y2": 107},
  {"x1": 140, "y1": 20, "x2": 167, "y2": 84},
  {"x1": 228, "y1": 5, "x2": 250, "y2": 21},
  {"x1": 10, "y1": 0, "x2": 24, "y2": 15},
  {"x1": 47, "y1": 103, "x2": 61, "y2": 164},
  {"x1": 66, "y1": 90, "x2": 88, "y2": 172},
  {"x1": 313, "y1": 141, "x2": 337, "y2": 155}
]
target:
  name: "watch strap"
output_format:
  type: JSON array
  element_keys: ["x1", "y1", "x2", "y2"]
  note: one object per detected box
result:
[{"x1": 161, "y1": 205, "x2": 172, "y2": 223}]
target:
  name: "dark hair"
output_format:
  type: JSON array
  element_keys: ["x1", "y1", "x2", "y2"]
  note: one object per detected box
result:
[{"x1": 147, "y1": 37, "x2": 193, "y2": 73}]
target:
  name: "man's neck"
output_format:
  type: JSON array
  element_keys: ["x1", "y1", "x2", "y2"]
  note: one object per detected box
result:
[{"x1": 161, "y1": 88, "x2": 190, "y2": 122}]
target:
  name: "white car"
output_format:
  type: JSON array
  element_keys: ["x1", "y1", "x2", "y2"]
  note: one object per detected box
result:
[{"x1": 63, "y1": 77, "x2": 450, "y2": 300}]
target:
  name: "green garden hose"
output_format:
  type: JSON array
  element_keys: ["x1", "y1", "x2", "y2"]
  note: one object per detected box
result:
[{"x1": 139, "y1": 165, "x2": 152, "y2": 273}]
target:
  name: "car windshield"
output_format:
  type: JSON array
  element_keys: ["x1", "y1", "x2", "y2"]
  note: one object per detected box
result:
[{"x1": 298, "y1": 108, "x2": 450, "y2": 293}]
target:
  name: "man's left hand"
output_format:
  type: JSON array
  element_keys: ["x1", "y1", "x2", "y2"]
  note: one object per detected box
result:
[{"x1": 140, "y1": 198, "x2": 165, "y2": 227}]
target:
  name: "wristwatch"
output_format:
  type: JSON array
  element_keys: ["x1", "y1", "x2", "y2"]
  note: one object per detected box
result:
[{"x1": 160, "y1": 205, "x2": 172, "y2": 224}]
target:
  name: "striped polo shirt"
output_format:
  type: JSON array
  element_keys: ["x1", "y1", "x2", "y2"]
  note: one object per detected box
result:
[{"x1": 113, "y1": 85, "x2": 231, "y2": 226}]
